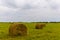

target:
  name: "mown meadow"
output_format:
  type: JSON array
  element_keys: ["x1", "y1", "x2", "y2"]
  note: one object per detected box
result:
[{"x1": 0, "y1": 22, "x2": 60, "y2": 40}]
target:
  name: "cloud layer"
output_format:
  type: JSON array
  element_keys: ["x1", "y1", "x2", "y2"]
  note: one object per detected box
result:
[{"x1": 0, "y1": 0, "x2": 60, "y2": 22}]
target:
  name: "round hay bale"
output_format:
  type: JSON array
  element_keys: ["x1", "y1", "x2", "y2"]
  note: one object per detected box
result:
[
  {"x1": 9, "y1": 23, "x2": 27, "y2": 36},
  {"x1": 35, "y1": 23, "x2": 46, "y2": 29}
]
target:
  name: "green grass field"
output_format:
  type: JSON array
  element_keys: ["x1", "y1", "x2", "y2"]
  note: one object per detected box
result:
[{"x1": 0, "y1": 22, "x2": 60, "y2": 40}]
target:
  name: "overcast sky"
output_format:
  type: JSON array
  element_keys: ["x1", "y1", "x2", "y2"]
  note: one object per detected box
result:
[{"x1": 0, "y1": 0, "x2": 60, "y2": 22}]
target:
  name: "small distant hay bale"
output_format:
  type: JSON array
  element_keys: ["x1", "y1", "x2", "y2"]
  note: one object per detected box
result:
[
  {"x1": 35, "y1": 23, "x2": 46, "y2": 29},
  {"x1": 9, "y1": 23, "x2": 27, "y2": 36}
]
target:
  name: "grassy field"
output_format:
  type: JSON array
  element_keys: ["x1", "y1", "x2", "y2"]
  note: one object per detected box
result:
[{"x1": 0, "y1": 22, "x2": 60, "y2": 40}]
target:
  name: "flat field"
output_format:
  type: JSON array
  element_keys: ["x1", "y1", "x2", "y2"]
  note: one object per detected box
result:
[{"x1": 0, "y1": 22, "x2": 60, "y2": 40}]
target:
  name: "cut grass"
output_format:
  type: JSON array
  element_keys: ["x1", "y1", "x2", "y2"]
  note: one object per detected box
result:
[{"x1": 0, "y1": 22, "x2": 60, "y2": 40}]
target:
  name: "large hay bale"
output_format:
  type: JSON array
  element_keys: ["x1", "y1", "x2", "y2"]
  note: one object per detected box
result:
[
  {"x1": 9, "y1": 23, "x2": 27, "y2": 36},
  {"x1": 35, "y1": 23, "x2": 46, "y2": 29}
]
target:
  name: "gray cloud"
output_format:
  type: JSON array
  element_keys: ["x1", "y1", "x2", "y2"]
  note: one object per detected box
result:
[
  {"x1": 0, "y1": 0, "x2": 60, "y2": 22},
  {"x1": 2, "y1": 0, "x2": 17, "y2": 8}
]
